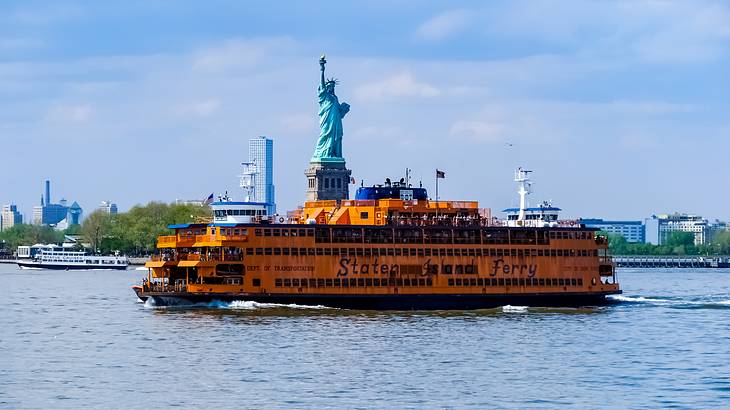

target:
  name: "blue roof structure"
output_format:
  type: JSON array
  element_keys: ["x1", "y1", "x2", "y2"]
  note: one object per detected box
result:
[
  {"x1": 502, "y1": 207, "x2": 562, "y2": 213},
  {"x1": 211, "y1": 201, "x2": 270, "y2": 206}
]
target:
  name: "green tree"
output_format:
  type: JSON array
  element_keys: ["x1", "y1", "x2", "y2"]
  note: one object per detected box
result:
[
  {"x1": 0, "y1": 224, "x2": 64, "y2": 250},
  {"x1": 81, "y1": 210, "x2": 113, "y2": 252}
]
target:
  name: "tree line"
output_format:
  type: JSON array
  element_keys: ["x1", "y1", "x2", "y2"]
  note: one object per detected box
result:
[
  {"x1": 0, "y1": 202, "x2": 209, "y2": 256},
  {"x1": 81, "y1": 202, "x2": 210, "y2": 255},
  {"x1": 606, "y1": 231, "x2": 730, "y2": 256}
]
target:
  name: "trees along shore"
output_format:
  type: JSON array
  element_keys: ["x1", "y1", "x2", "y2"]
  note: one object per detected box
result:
[
  {"x1": 606, "y1": 231, "x2": 730, "y2": 256},
  {"x1": 0, "y1": 202, "x2": 209, "y2": 256},
  {"x1": 81, "y1": 202, "x2": 210, "y2": 256}
]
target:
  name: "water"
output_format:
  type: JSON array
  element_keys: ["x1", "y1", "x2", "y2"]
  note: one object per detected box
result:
[{"x1": 2, "y1": 265, "x2": 730, "y2": 409}]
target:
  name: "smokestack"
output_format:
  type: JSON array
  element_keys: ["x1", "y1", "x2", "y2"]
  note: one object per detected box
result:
[{"x1": 45, "y1": 180, "x2": 51, "y2": 205}]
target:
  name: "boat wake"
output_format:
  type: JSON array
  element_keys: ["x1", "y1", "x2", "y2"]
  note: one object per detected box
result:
[
  {"x1": 501, "y1": 305, "x2": 529, "y2": 313},
  {"x1": 609, "y1": 294, "x2": 730, "y2": 309},
  {"x1": 227, "y1": 300, "x2": 332, "y2": 310},
  {"x1": 143, "y1": 298, "x2": 332, "y2": 310}
]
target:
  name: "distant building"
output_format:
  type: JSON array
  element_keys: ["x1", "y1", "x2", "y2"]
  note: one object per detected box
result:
[
  {"x1": 99, "y1": 201, "x2": 118, "y2": 214},
  {"x1": 249, "y1": 136, "x2": 275, "y2": 214},
  {"x1": 32, "y1": 205, "x2": 43, "y2": 225},
  {"x1": 580, "y1": 219, "x2": 645, "y2": 243},
  {"x1": 1, "y1": 204, "x2": 23, "y2": 231},
  {"x1": 33, "y1": 180, "x2": 82, "y2": 227},
  {"x1": 654, "y1": 213, "x2": 711, "y2": 245},
  {"x1": 175, "y1": 199, "x2": 205, "y2": 206}
]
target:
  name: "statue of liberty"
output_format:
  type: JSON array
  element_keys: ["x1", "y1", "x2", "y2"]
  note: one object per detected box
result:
[{"x1": 311, "y1": 54, "x2": 350, "y2": 162}]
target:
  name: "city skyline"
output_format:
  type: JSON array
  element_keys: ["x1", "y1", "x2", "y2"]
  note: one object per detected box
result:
[{"x1": 1, "y1": 1, "x2": 728, "y2": 220}]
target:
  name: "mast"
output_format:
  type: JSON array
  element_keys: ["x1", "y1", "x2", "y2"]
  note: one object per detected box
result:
[
  {"x1": 515, "y1": 167, "x2": 532, "y2": 222},
  {"x1": 240, "y1": 162, "x2": 259, "y2": 202}
]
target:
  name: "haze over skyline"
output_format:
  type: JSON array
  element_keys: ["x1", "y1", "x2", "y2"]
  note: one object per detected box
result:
[{"x1": 1, "y1": 1, "x2": 728, "y2": 221}]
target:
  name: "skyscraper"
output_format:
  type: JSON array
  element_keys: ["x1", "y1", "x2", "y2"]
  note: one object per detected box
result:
[
  {"x1": 249, "y1": 136, "x2": 275, "y2": 214},
  {"x1": 1, "y1": 204, "x2": 23, "y2": 231},
  {"x1": 99, "y1": 201, "x2": 118, "y2": 214}
]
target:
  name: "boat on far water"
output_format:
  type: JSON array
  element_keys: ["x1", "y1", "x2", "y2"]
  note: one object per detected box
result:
[{"x1": 17, "y1": 245, "x2": 128, "y2": 270}]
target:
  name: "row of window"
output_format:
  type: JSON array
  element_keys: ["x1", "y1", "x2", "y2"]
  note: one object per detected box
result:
[
  {"x1": 447, "y1": 277, "x2": 583, "y2": 287},
  {"x1": 179, "y1": 227, "x2": 597, "y2": 245},
  {"x1": 245, "y1": 247, "x2": 598, "y2": 258},
  {"x1": 249, "y1": 227, "x2": 593, "y2": 245},
  {"x1": 214, "y1": 210, "x2": 265, "y2": 217},
  {"x1": 274, "y1": 277, "x2": 434, "y2": 288},
  {"x1": 271, "y1": 277, "x2": 584, "y2": 288}
]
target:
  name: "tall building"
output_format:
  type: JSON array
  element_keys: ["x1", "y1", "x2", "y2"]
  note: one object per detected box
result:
[
  {"x1": 1, "y1": 204, "x2": 23, "y2": 231},
  {"x1": 99, "y1": 201, "x2": 118, "y2": 214},
  {"x1": 33, "y1": 180, "x2": 81, "y2": 227},
  {"x1": 580, "y1": 219, "x2": 645, "y2": 243},
  {"x1": 32, "y1": 205, "x2": 43, "y2": 225},
  {"x1": 249, "y1": 136, "x2": 276, "y2": 214},
  {"x1": 654, "y1": 213, "x2": 711, "y2": 245}
]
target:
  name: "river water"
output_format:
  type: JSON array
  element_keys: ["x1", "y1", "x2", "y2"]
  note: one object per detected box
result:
[{"x1": 1, "y1": 265, "x2": 729, "y2": 409}]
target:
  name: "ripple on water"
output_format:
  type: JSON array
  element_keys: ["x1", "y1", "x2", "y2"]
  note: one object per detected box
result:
[{"x1": 3, "y1": 267, "x2": 730, "y2": 408}]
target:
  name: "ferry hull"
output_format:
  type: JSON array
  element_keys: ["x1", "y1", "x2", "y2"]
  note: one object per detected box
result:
[
  {"x1": 18, "y1": 261, "x2": 128, "y2": 270},
  {"x1": 134, "y1": 289, "x2": 622, "y2": 310}
]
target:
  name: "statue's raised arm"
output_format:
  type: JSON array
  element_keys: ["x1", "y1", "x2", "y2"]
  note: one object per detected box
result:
[{"x1": 319, "y1": 54, "x2": 326, "y2": 89}]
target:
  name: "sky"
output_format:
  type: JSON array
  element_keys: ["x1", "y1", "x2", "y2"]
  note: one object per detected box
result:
[{"x1": 1, "y1": 0, "x2": 729, "y2": 221}]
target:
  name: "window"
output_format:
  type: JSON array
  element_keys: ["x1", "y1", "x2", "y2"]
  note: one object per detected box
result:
[
  {"x1": 252, "y1": 278, "x2": 261, "y2": 287},
  {"x1": 360, "y1": 211, "x2": 368, "y2": 220},
  {"x1": 275, "y1": 279, "x2": 282, "y2": 287}
]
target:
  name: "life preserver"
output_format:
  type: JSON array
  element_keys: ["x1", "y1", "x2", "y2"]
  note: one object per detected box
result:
[
  {"x1": 569, "y1": 221, "x2": 575, "y2": 226},
  {"x1": 279, "y1": 217, "x2": 285, "y2": 223}
]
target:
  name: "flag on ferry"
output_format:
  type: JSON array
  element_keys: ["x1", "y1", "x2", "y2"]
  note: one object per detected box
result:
[
  {"x1": 202, "y1": 193, "x2": 214, "y2": 206},
  {"x1": 436, "y1": 169, "x2": 446, "y2": 179}
]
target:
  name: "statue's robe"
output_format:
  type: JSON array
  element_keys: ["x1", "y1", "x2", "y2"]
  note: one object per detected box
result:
[{"x1": 311, "y1": 84, "x2": 349, "y2": 161}]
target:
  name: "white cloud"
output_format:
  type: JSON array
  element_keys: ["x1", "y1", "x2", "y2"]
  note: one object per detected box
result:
[
  {"x1": 0, "y1": 37, "x2": 44, "y2": 50},
  {"x1": 416, "y1": 9, "x2": 473, "y2": 40},
  {"x1": 173, "y1": 99, "x2": 220, "y2": 117},
  {"x1": 449, "y1": 120, "x2": 505, "y2": 143},
  {"x1": 192, "y1": 37, "x2": 294, "y2": 74},
  {"x1": 481, "y1": 0, "x2": 730, "y2": 63},
  {"x1": 45, "y1": 104, "x2": 92, "y2": 123},
  {"x1": 354, "y1": 72, "x2": 439, "y2": 102},
  {"x1": 619, "y1": 134, "x2": 660, "y2": 150},
  {"x1": 280, "y1": 113, "x2": 316, "y2": 134}
]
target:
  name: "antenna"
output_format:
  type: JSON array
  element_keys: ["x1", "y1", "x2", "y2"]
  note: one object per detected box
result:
[
  {"x1": 515, "y1": 167, "x2": 533, "y2": 222},
  {"x1": 240, "y1": 161, "x2": 259, "y2": 202}
]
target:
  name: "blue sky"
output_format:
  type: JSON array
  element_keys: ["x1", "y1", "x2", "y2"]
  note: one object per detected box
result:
[{"x1": 1, "y1": 0, "x2": 729, "y2": 221}]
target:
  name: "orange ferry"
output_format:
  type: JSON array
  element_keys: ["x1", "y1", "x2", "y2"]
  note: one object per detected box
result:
[{"x1": 134, "y1": 166, "x2": 620, "y2": 309}]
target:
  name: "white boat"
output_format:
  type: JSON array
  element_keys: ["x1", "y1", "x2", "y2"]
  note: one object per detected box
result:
[{"x1": 17, "y1": 245, "x2": 128, "y2": 270}]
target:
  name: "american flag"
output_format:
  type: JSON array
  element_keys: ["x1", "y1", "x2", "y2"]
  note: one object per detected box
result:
[
  {"x1": 436, "y1": 169, "x2": 445, "y2": 179},
  {"x1": 202, "y1": 193, "x2": 214, "y2": 206}
]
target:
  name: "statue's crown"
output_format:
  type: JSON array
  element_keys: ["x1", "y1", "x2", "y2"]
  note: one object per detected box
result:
[{"x1": 326, "y1": 77, "x2": 339, "y2": 86}]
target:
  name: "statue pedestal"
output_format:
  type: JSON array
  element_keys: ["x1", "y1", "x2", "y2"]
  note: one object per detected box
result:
[{"x1": 305, "y1": 161, "x2": 352, "y2": 201}]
